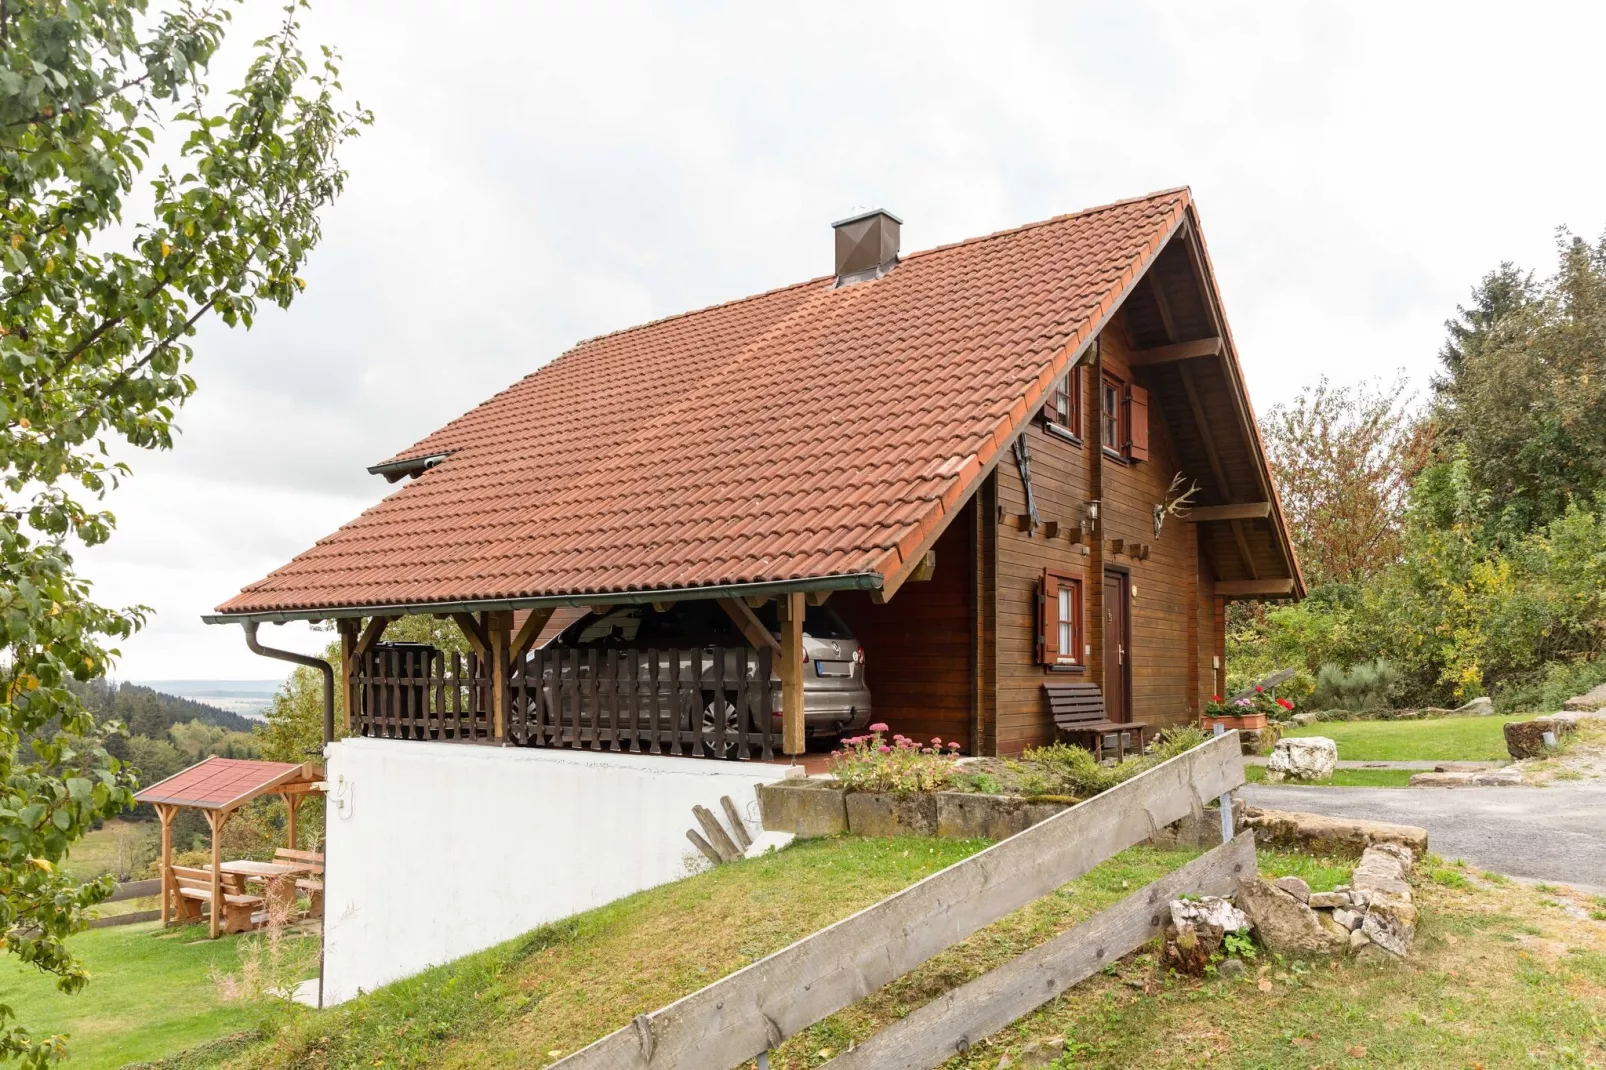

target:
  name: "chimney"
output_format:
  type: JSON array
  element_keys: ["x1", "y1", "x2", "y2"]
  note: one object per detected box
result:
[{"x1": 832, "y1": 208, "x2": 901, "y2": 286}]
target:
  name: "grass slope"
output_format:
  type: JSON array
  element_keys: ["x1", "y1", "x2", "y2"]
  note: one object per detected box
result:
[
  {"x1": 94, "y1": 836, "x2": 1606, "y2": 1069},
  {"x1": 1243, "y1": 765, "x2": 1416, "y2": 788},
  {"x1": 0, "y1": 922, "x2": 274, "y2": 1070},
  {"x1": 1283, "y1": 714, "x2": 1527, "y2": 762}
]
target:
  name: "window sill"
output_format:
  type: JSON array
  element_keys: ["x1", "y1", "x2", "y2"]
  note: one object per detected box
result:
[
  {"x1": 1102, "y1": 447, "x2": 1129, "y2": 465},
  {"x1": 1046, "y1": 663, "x2": 1086, "y2": 674},
  {"x1": 1043, "y1": 421, "x2": 1083, "y2": 446}
]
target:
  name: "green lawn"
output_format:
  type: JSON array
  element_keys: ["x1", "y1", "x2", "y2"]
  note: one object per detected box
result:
[
  {"x1": 1245, "y1": 764, "x2": 1416, "y2": 787},
  {"x1": 61, "y1": 818, "x2": 160, "y2": 881},
  {"x1": 1283, "y1": 714, "x2": 1525, "y2": 762},
  {"x1": 0, "y1": 921, "x2": 302, "y2": 1069}
]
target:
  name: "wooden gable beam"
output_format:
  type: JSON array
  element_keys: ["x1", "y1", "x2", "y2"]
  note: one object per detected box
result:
[
  {"x1": 1186, "y1": 502, "x2": 1272, "y2": 522},
  {"x1": 1216, "y1": 579, "x2": 1296, "y2": 598},
  {"x1": 511, "y1": 607, "x2": 555, "y2": 661},
  {"x1": 717, "y1": 597, "x2": 782, "y2": 655},
  {"x1": 1127, "y1": 336, "x2": 1222, "y2": 367},
  {"x1": 450, "y1": 612, "x2": 490, "y2": 658},
  {"x1": 1178, "y1": 363, "x2": 1258, "y2": 581}
]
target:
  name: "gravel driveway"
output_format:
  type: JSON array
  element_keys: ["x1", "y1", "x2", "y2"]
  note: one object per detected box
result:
[{"x1": 1241, "y1": 781, "x2": 1606, "y2": 890}]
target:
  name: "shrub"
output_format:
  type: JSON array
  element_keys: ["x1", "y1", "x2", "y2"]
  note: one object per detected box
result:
[
  {"x1": 1310, "y1": 659, "x2": 1400, "y2": 711},
  {"x1": 829, "y1": 725, "x2": 960, "y2": 793}
]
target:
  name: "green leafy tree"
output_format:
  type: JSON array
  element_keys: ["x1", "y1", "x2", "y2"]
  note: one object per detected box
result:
[{"x1": 0, "y1": 2, "x2": 367, "y2": 1063}]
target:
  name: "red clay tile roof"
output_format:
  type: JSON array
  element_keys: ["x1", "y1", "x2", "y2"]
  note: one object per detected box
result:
[
  {"x1": 133, "y1": 756, "x2": 319, "y2": 810},
  {"x1": 216, "y1": 189, "x2": 1194, "y2": 617}
]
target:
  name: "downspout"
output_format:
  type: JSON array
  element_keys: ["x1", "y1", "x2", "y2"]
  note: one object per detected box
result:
[{"x1": 244, "y1": 621, "x2": 335, "y2": 746}]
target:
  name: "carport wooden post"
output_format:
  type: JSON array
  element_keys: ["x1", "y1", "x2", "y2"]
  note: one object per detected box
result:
[
  {"x1": 283, "y1": 791, "x2": 300, "y2": 850},
  {"x1": 156, "y1": 804, "x2": 175, "y2": 925},
  {"x1": 780, "y1": 592, "x2": 806, "y2": 756},
  {"x1": 487, "y1": 610, "x2": 514, "y2": 742}
]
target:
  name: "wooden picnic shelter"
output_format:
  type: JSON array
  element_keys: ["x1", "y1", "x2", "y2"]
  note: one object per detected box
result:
[{"x1": 133, "y1": 756, "x2": 324, "y2": 938}]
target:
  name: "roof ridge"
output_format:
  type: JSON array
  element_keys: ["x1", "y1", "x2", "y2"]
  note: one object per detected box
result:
[
  {"x1": 902, "y1": 185, "x2": 1192, "y2": 263},
  {"x1": 562, "y1": 186, "x2": 1191, "y2": 355}
]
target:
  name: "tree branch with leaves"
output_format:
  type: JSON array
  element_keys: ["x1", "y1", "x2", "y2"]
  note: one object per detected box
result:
[{"x1": 0, "y1": 1, "x2": 368, "y2": 1063}]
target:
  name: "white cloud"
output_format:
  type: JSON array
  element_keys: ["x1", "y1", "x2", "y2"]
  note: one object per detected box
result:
[{"x1": 76, "y1": 0, "x2": 1606, "y2": 679}]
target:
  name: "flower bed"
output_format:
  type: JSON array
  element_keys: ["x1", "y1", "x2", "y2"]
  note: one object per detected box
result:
[{"x1": 1203, "y1": 687, "x2": 1296, "y2": 732}]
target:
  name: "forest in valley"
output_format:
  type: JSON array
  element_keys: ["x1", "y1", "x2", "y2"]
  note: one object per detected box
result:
[{"x1": 1232, "y1": 228, "x2": 1606, "y2": 713}]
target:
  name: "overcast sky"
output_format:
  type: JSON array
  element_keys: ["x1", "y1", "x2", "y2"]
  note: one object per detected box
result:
[{"x1": 87, "y1": 0, "x2": 1606, "y2": 683}]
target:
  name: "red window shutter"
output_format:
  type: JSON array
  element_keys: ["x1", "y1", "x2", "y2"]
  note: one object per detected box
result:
[
  {"x1": 1126, "y1": 383, "x2": 1150, "y2": 462},
  {"x1": 1037, "y1": 572, "x2": 1058, "y2": 665}
]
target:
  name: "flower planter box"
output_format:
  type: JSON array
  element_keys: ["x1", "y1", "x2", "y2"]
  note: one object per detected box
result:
[
  {"x1": 756, "y1": 779, "x2": 848, "y2": 838},
  {"x1": 1202, "y1": 712, "x2": 1268, "y2": 732},
  {"x1": 844, "y1": 791, "x2": 938, "y2": 838}
]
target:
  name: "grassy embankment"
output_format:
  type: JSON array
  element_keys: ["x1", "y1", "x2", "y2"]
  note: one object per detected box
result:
[{"x1": 38, "y1": 831, "x2": 1597, "y2": 1070}]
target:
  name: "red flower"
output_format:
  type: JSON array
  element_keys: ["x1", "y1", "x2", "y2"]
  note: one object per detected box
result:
[
  {"x1": 1211, "y1": 695, "x2": 1221, "y2": 703},
  {"x1": 1255, "y1": 685, "x2": 1264, "y2": 693},
  {"x1": 1276, "y1": 697, "x2": 1294, "y2": 710}
]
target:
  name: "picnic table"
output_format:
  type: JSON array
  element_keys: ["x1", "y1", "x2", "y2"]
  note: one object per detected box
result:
[{"x1": 218, "y1": 859, "x2": 314, "y2": 915}]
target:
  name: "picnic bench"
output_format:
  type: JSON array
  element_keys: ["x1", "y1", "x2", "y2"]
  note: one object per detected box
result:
[
  {"x1": 276, "y1": 847, "x2": 325, "y2": 917},
  {"x1": 171, "y1": 865, "x2": 264, "y2": 934},
  {"x1": 1045, "y1": 681, "x2": 1147, "y2": 760}
]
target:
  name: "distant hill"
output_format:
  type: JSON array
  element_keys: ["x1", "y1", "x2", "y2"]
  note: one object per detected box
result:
[
  {"x1": 70, "y1": 679, "x2": 259, "y2": 736},
  {"x1": 139, "y1": 678, "x2": 284, "y2": 719}
]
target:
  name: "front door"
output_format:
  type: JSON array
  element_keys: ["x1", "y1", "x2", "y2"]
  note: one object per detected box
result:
[{"x1": 1103, "y1": 571, "x2": 1131, "y2": 723}]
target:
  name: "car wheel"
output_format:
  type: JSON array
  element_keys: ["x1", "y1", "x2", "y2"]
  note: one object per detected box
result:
[{"x1": 702, "y1": 694, "x2": 741, "y2": 756}]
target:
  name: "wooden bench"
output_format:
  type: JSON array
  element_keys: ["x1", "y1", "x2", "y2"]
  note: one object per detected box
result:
[
  {"x1": 275, "y1": 847, "x2": 325, "y2": 916},
  {"x1": 171, "y1": 865, "x2": 263, "y2": 934},
  {"x1": 1044, "y1": 682, "x2": 1148, "y2": 760}
]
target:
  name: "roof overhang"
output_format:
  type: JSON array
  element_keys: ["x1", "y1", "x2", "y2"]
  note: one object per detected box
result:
[{"x1": 203, "y1": 570, "x2": 885, "y2": 625}]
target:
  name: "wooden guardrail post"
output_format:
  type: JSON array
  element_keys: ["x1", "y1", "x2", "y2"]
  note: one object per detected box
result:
[{"x1": 553, "y1": 732, "x2": 1244, "y2": 1070}]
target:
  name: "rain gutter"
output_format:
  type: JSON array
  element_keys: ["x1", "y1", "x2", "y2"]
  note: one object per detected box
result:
[{"x1": 243, "y1": 620, "x2": 335, "y2": 746}]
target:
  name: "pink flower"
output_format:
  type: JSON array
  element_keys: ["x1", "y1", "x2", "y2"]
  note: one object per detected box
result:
[
  {"x1": 948, "y1": 741, "x2": 961, "y2": 751},
  {"x1": 931, "y1": 737, "x2": 943, "y2": 745},
  {"x1": 869, "y1": 722, "x2": 889, "y2": 733},
  {"x1": 878, "y1": 745, "x2": 891, "y2": 755}
]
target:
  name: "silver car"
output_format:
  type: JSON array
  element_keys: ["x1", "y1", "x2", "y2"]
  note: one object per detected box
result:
[{"x1": 549, "y1": 600, "x2": 873, "y2": 739}]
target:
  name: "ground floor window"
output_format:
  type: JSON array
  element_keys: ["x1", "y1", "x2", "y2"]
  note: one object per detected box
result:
[{"x1": 1038, "y1": 569, "x2": 1084, "y2": 667}]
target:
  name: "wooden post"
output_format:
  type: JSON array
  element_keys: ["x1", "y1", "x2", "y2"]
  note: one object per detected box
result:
[
  {"x1": 157, "y1": 804, "x2": 175, "y2": 925},
  {"x1": 205, "y1": 809, "x2": 225, "y2": 939},
  {"x1": 283, "y1": 792, "x2": 300, "y2": 850},
  {"x1": 338, "y1": 619, "x2": 359, "y2": 734},
  {"x1": 486, "y1": 610, "x2": 513, "y2": 743},
  {"x1": 779, "y1": 592, "x2": 805, "y2": 756}
]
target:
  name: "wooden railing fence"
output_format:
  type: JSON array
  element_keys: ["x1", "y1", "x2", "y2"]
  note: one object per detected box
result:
[
  {"x1": 353, "y1": 643, "x2": 777, "y2": 760},
  {"x1": 553, "y1": 731, "x2": 1248, "y2": 1070},
  {"x1": 89, "y1": 877, "x2": 163, "y2": 929}
]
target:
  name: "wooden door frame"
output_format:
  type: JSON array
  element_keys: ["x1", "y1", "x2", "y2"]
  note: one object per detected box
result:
[{"x1": 1102, "y1": 566, "x2": 1132, "y2": 723}]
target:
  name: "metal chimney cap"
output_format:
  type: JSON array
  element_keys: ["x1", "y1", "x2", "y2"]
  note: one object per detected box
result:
[{"x1": 831, "y1": 207, "x2": 904, "y2": 228}]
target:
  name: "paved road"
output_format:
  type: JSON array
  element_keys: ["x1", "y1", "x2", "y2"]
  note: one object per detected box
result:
[{"x1": 1241, "y1": 781, "x2": 1606, "y2": 890}]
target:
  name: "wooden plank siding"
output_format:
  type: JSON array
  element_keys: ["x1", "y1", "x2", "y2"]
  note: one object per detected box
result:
[
  {"x1": 988, "y1": 319, "x2": 1217, "y2": 754},
  {"x1": 835, "y1": 498, "x2": 977, "y2": 752}
]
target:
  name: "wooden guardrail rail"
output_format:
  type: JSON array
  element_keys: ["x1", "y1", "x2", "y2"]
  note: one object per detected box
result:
[
  {"x1": 89, "y1": 877, "x2": 164, "y2": 929},
  {"x1": 554, "y1": 731, "x2": 1246, "y2": 1070}
]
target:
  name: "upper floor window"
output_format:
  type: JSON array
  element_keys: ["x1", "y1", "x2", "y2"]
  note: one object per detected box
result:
[
  {"x1": 1044, "y1": 369, "x2": 1081, "y2": 440},
  {"x1": 1101, "y1": 375, "x2": 1123, "y2": 451}
]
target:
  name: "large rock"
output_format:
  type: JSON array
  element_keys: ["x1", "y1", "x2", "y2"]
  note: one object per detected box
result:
[
  {"x1": 1170, "y1": 895, "x2": 1250, "y2": 934},
  {"x1": 1235, "y1": 876, "x2": 1346, "y2": 955},
  {"x1": 1353, "y1": 843, "x2": 1417, "y2": 957},
  {"x1": 1563, "y1": 681, "x2": 1606, "y2": 712},
  {"x1": 1454, "y1": 696, "x2": 1495, "y2": 716},
  {"x1": 1243, "y1": 807, "x2": 1428, "y2": 859},
  {"x1": 1265, "y1": 737, "x2": 1337, "y2": 782},
  {"x1": 1504, "y1": 715, "x2": 1576, "y2": 759}
]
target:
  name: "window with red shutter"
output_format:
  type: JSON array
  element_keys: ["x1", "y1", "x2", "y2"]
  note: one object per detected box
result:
[{"x1": 1039, "y1": 568, "x2": 1084, "y2": 668}]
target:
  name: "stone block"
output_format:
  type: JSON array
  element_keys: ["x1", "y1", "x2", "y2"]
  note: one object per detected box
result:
[
  {"x1": 1147, "y1": 797, "x2": 1245, "y2": 850},
  {"x1": 1563, "y1": 681, "x2": 1606, "y2": 712},
  {"x1": 1273, "y1": 876, "x2": 1311, "y2": 902},
  {"x1": 1236, "y1": 876, "x2": 1346, "y2": 955},
  {"x1": 1353, "y1": 844, "x2": 1417, "y2": 957},
  {"x1": 936, "y1": 792, "x2": 1067, "y2": 840},
  {"x1": 1243, "y1": 807, "x2": 1428, "y2": 859},
  {"x1": 845, "y1": 791, "x2": 938, "y2": 837},
  {"x1": 755, "y1": 780, "x2": 847, "y2": 838},
  {"x1": 1266, "y1": 737, "x2": 1337, "y2": 782},
  {"x1": 1307, "y1": 891, "x2": 1353, "y2": 909},
  {"x1": 1454, "y1": 696, "x2": 1495, "y2": 716},
  {"x1": 1504, "y1": 716, "x2": 1576, "y2": 759}
]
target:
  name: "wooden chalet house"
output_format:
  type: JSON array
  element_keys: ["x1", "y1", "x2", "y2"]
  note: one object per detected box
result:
[{"x1": 211, "y1": 188, "x2": 1301, "y2": 758}]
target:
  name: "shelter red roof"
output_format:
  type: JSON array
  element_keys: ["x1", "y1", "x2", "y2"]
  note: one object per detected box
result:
[
  {"x1": 216, "y1": 189, "x2": 1194, "y2": 618},
  {"x1": 133, "y1": 756, "x2": 321, "y2": 811}
]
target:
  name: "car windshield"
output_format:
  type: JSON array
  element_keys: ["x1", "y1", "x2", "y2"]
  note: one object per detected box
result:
[{"x1": 557, "y1": 600, "x2": 854, "y2": 647}]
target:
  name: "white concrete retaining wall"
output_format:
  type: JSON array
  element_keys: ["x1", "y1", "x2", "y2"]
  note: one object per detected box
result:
[{"x1": 320, "y1": 737, "x2": 789, "y2": 1004}]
